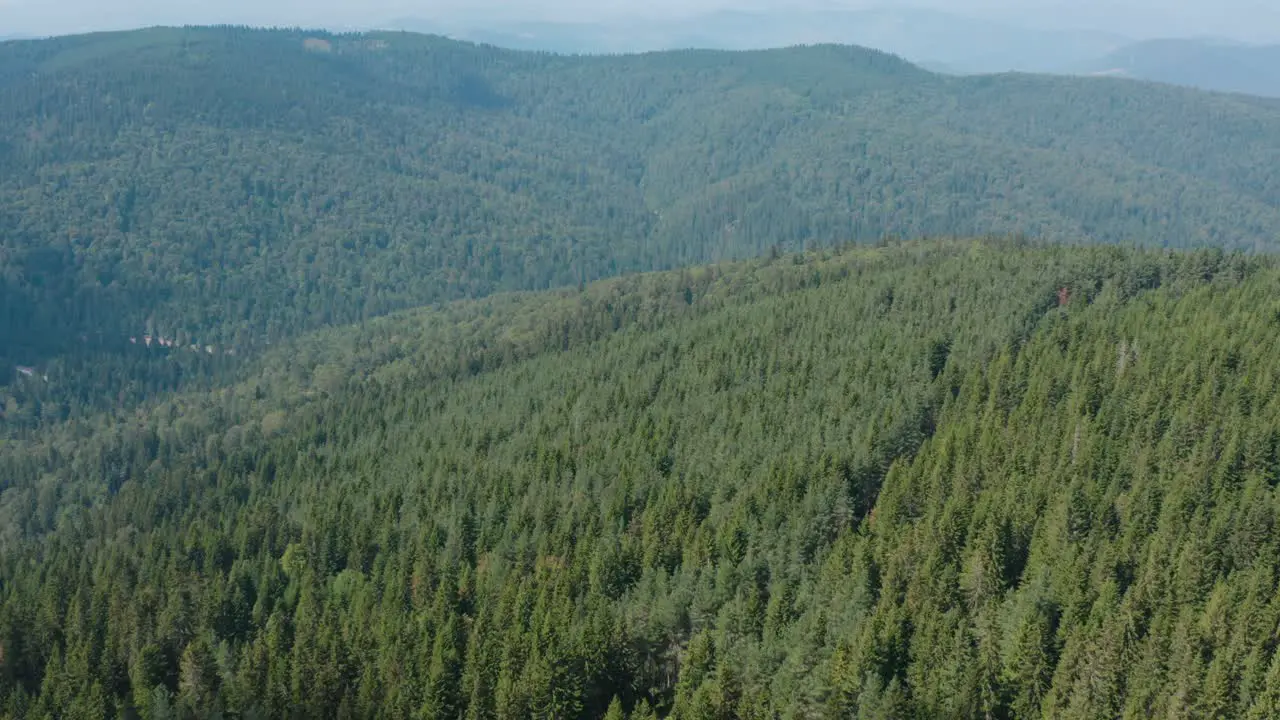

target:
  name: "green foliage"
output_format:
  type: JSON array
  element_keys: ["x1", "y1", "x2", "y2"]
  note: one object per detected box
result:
[
  {"x1": 5, "y1": 26, "x2": 1280, "y2": 429},
  {"x1": 2, "y1": 239, "x2": 1274, "y2": 717}
]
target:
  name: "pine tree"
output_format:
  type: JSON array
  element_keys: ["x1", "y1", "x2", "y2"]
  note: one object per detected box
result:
[{"x1": 604, "y1": 695, "x2": 626, "y2": 720}]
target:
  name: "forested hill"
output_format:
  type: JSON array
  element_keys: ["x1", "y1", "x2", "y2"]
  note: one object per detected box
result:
[
  {"x1": 4, "y1": 240, "x2": 1280, "y2": 717},
  {"x1": 4, "y1": 25, "x2": 1280, "y2": 389}
]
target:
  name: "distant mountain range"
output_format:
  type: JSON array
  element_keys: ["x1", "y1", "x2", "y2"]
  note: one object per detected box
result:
[
  {"x1": 10, "y1": 7, "x2": 1279, "y2": 96},
  {"x1": 383, "y1": 10, "x2": 1280, "y2": 98},
  {"x1": 383, "y1": 8, "x2": 1130, "y2": 74},
  {"x1": 1073, "y1": 38, "x2": 1280, "y2": 97}
]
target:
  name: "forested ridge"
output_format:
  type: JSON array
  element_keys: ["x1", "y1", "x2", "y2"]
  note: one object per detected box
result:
[
  {"x1": 5, "y1": 239, "x2": 1280, "y2": 718},
  {"x1": 5, "y1": 25, "x2": 1280, "y2": 419},
  {"x1": 6, "y1": 23, "x2": 1280, "y2": 720}
]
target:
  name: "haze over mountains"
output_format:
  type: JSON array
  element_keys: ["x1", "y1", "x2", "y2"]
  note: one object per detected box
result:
[
  {"x1": 1075, "y1": 38, "x2": 1280, "y2": 98},
  {"x1": 382, "y1": 5, "x2": 1280, "y2": 94},
  {"x1": 6, "y1": 0, "x2": 1280, "y2": 93},
  {"x1": 9, "y1": 0, "x2": 1278, "y2": 42},
  {"x1": 385, "y1": 8, "x2": 1130, "y2": 74}
]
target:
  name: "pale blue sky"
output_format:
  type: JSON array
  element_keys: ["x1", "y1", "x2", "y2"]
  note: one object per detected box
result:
[{"x1": 2, "y1": 0, "x2": 1277, "y2": 43}]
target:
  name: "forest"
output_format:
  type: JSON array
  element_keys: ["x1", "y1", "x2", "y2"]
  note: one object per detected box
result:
[
  {"x1": 6, "y1": 24, "x2": 1280, "y2": 720},
  {"x1": 5, "y1": 25, "x2": 1280, "y2": 424},
  {"x1": 3, "y1": 239, "x2": 1280, "y2": 718}
]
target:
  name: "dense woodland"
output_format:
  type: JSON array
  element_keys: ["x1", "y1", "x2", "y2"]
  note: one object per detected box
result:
[
  {"x1": 4, "y1": 240, "x2": 1280, "y2": 718},
  {"x1": 5, "y1": 26, "x2": 1280, "y2": 420},
  {"x1": 6, "y1": 25, "x2": 1280, "y2": 720}
]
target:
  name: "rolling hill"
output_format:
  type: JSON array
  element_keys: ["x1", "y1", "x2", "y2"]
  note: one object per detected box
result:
[
  {"x1": 4, "y1": 25, "x2": 1280, "y2": 424},
  {"x1": 7, "y1": 20, "x2": 1280, "y2": 720},
  {"x1": 1076, "y1": 38, "x2": 1280, "y2": 97},
  {"x1": 388, "y1": 8, "x2": 1129, "y2": 74},
  {"x1": 3, "y1": 240, "x2": 1280, "y2": 717}
]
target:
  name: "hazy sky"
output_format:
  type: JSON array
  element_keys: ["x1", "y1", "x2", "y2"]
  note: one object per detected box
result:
[{"x1": 2, "y1": 0, "x2": 1278, "y2": 42}]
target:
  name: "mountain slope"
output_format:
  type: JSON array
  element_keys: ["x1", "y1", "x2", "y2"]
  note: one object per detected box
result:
[
  {"x1": 4, "y1": 26, "x2": 1280, "y2": 417},
  {"x1": 1077, "y1": 38, "x2": 1280, "y2": 97},
  {"x1": 387, "y1": 8, "x2": 1129, "y2": 73},
  {"x1": 0, "y1": 240, "x2": 1276, "y2": 717}
]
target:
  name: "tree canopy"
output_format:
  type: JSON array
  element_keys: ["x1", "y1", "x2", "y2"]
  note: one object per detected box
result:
[
  {"x1": 4, "y1": 26, "x2": 1280, "y2": 414},
  {"x1": 2, "y1": 239, "x2": 1277, "y2": 718}
]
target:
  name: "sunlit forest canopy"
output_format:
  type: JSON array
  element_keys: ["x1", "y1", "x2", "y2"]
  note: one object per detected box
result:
[{"x1": 4, "y1": 240, "x2": 1280, "y2": 717}]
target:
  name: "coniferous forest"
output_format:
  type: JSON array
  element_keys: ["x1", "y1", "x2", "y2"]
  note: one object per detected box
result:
[
  {"x1": 4, "y1": 240, "x2": 1280, "y2": 718},
  {"x1": 5, "y1": 24, "x2": 1280, "y2": 720},
  {"x1": 6, "y1": 26, "x2": 1280, "y2": 419}
]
